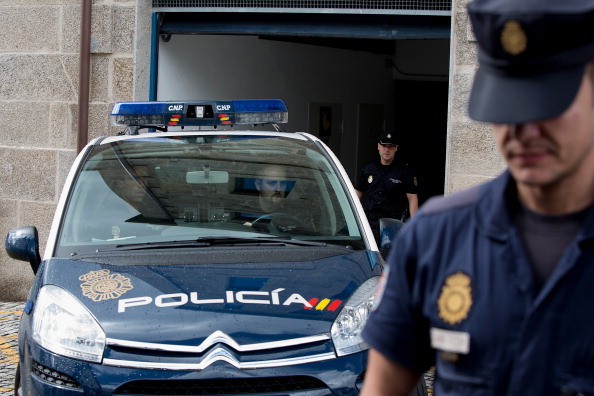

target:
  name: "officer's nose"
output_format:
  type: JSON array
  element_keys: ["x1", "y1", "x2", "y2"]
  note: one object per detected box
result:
[{"x1": 509, "y1": 123, "x2": 541, "y2": 140}]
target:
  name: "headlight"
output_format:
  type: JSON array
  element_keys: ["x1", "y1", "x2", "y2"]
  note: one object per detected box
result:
[
  {"x1": 330, "y1": 276, "x2": 379, "y2": 356},
  {"x1": 32, "y1": 285, "x2": 105, "y2": 363}
]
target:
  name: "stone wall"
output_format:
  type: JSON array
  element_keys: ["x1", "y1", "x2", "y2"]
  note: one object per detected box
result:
[
  {"x1": 0, "y1": 0, "x2": 138, "y2": 301},
  {"x1": 446, "y1": 0, "x2": 505, "y2": 194}
]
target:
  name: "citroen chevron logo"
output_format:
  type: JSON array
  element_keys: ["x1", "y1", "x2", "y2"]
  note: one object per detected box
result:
[
  {"x1": 199, "y1": 331, "x2": 245, "y2": 352},
  {"x1": 197, "y1": 330, "x2": 331, "y2": 353},
  {"x1": 202, "y1": 347, "x2": 240, "y2": 368}
]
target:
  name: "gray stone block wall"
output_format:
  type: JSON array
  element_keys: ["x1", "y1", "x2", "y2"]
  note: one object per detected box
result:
[
  {"x1": 445, "y1": 0, "x2": 505, "y2": 194},
  {"x1": 0, "y1": 0, "x2": 136, "y2": 301}
]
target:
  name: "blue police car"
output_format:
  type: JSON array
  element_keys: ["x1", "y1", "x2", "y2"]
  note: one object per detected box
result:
[{"x1": 5, "y1": 99, "x2": 413, "y2": 395}]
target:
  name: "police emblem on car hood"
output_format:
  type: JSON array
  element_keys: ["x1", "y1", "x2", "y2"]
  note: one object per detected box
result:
[{"x1": 79, "y1": 269, "x2": 133, "y2": 302}]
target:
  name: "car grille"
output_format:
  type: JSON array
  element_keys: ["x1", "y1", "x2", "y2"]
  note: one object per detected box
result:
[
  {"x1": 103, "y1": 331, "x2": 335, "y2": 370},
  {"x1": 114, "y1": 376, "x2": 328, "y2": 395}
]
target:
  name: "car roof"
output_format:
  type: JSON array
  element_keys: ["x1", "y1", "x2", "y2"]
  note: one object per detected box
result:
[{"x1": 98, "y1": 130, "x2": 314, "y2": 145}]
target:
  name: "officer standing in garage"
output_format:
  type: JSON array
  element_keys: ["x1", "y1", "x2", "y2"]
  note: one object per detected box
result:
[
  {"x1": 354, "y1": 131, "x2": 419, "y2": 243},
  {"x1": 361, "y1": 0, "x2": 594, "y2": 395}
]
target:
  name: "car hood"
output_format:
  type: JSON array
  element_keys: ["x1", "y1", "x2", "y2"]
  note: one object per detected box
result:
[{"x1": 37, "y1": 250, "x2": 379, "y2": 346}]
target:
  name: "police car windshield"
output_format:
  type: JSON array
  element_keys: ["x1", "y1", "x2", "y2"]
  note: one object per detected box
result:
[{"x1": 56, "y1": 134, "x2": 364, "y2": 257}]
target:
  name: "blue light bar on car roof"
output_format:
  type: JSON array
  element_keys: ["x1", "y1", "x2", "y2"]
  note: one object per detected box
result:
[{"x1": 110, "y1": 99, "x2": 288, "y2": 128}]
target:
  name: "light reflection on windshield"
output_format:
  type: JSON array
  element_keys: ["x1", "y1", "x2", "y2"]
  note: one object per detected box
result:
[{"x1": 56, "y1": 135, "x2": 363, "y2": 256}]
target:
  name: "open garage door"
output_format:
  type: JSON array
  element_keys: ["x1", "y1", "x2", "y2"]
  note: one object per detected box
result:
[{"x1": 152, "y1": 5, "x2": 450, "y2": 203}]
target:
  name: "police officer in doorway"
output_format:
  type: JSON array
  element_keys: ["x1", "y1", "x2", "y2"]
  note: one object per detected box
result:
[
  {"x1": 355, "y1": 132, "x2": 418, "y2": 243},
  {"x1": 361, "y1": 0, "x2": 594, "y2": 395}
]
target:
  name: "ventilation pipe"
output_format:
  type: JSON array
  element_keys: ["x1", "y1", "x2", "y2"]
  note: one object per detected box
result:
[{"x1": 77, "y1": 0, "x2": 92, "y2": 153}]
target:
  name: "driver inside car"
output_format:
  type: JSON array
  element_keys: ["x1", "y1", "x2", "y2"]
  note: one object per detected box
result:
[
  {"x1": 239, "y1": 164, "x2": 316, "y2": 235},
  {"x1": 254, "y1": 165, "x2": 289, "y2": 213}
]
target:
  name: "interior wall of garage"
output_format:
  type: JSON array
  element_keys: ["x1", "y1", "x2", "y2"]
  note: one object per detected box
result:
[
  {"x1": 156, "y1": 34, "x2": 395, "y2": 180},
  {"x1": 156, "y1": 35, "x2": 449, "y2": 201}
]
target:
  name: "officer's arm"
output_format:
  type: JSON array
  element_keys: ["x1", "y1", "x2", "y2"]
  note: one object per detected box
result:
[
  {"x1": 407, "y1": 193, "x2": 419, "y2": 217},
  {"x1": 355, "y1": 189, "x2": 363, "y2": 199},
  {"x1": 361, "y1": 349, "x2": 421, "y2": 395}
]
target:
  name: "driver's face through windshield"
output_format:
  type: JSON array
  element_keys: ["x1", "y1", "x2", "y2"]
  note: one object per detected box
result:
[{"x1": 255, "y1": 165, "x2": 288, "y2": 213}]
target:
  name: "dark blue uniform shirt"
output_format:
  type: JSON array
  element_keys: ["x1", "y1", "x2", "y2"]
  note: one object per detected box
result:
[
  {"x1": 355, "y1": 160, "x2": 418, "y2": 219},
  {"x1": 362, "y1": 171, "x2": 594, "y2": 395}
]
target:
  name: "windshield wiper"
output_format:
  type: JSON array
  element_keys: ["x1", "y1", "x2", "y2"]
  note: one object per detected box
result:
[
  {"x1": 97, "y1": 236, "x2": 329, "y2": 252},
  {"x1": 105, "y1": 240, "x2": 211, "y2": 251},
  {"x1": 195, "y1": 236, "x2": 329, "y2": 248}
]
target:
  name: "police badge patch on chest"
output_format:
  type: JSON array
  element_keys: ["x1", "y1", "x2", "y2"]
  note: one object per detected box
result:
[{"x1": 437, "y1": 272, "x2": 473, "y2": 325}]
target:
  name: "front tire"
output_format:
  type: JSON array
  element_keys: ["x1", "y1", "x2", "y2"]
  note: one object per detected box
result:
[
  {"x1": 14, "y1": 363, "x2": 21, "y2": 396},
  {"x1": 409, "y1": 377, "x2": 429, "y2": 396}
]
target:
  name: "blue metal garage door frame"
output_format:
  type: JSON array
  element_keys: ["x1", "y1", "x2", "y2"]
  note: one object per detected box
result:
[{"x1": 158, "y1": 12, "x2": 450, "y2": 38}]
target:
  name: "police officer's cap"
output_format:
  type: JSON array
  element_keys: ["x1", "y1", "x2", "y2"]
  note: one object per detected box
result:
[
  {"x1": 467, "y1": 0, "x2": 594, "y2": 124},
  {"x1": 379, "y1": 132, "x2": 397, "y2": 145}
]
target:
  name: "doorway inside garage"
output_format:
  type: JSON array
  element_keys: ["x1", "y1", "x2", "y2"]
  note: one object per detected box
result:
[{"x1": 153, "y1": 12, "x2": 450, "y2": 204}]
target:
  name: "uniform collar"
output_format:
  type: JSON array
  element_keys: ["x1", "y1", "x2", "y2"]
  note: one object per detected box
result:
[
  {"x1": 377, "y1": 159, "x2": 394, "y2": 167},
  {"x1": 473, "y1": 171, "x2": 517, "y2": 241},
  {"x1": 475, "y1": 170, "x2": 594, "y2": 245}
]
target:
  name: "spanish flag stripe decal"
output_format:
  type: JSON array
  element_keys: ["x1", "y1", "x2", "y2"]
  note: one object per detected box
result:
[
  {"x1": 305, "y1": 298, "x2": 318, "y2": 310},
  {"x1": 315, "y1": 298, "x2": 331, "y2": 311},
  {"x1": 327, "y1": 300, "x2": 342, "y2": 311}
]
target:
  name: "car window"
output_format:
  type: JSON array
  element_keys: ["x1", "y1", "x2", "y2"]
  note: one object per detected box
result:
[{"x1": 56, "y1": 134, "x2": 363, "y2": 256}]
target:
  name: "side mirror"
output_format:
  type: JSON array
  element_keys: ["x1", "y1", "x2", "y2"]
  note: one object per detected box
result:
[
  {"x1": 379, "y1": 218, "x2": 405, "y2": 254},
  {"x1": 5, "y1": 226, "x2": 41, "y2": 274}
]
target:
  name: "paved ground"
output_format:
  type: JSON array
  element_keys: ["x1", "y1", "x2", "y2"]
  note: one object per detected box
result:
[{"x1": 0, "y1": 302, "x2": 22, "y2": 396}]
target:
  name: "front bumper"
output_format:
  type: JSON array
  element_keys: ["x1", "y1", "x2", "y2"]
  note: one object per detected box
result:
[{"x1": 21, "y1": 339, "x2": 366, "y2": 396}]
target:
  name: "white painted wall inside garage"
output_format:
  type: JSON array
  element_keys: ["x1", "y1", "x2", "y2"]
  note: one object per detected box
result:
[{"x1": 156, "y1": 34, "x2": 449, "y2": 180}]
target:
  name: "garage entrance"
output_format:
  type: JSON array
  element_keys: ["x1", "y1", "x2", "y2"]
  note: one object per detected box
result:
[{"x1": 152, "y1": 7, "x2": 451, "y2": 204}]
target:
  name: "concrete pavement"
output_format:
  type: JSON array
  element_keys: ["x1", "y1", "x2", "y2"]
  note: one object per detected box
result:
[{"x1": 0, "y1": 302, "x2": 23, "y2": 395}]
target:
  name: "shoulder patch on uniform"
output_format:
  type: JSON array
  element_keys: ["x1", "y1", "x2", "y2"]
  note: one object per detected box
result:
[{"x1": 421, "y1": 184, "x2": 483, "y2": 215}]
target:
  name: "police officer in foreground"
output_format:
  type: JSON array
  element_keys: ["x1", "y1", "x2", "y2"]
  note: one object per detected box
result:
[
  {"x1": 354, "y1": 132, "x2": 418, "y2": 243},
  {"x1": 361, "y1": 0, "x2": 594, "y2": 394}
]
